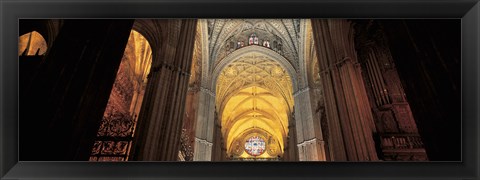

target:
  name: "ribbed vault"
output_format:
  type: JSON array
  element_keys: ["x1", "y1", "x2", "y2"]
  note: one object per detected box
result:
[{"x1": 216, "y1": 55, "x2": 293, "y2": 158}]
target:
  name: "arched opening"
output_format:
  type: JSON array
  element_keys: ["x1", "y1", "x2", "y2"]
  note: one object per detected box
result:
[
  {"x1": 216, "y1": 53, "x2": 294, "y2": 161},
  {"x1": 89, "y1": 30, "x2": 152, "y2": 161},
  {"x1": 18, "y1": 31, "x2": 48, "y2": 56},
  {"x1": 19, "y1": 31, "x2": 50, "y2": 107}
]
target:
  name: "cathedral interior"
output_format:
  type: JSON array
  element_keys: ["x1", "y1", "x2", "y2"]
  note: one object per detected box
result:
[{"x1": 19, "y1": 19, "x2": 461, "y2": 162}]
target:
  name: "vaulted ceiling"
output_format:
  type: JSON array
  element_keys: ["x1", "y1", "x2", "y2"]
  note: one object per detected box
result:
[
  {"x1": 216, "y1": 55, "x2": 293, "y2": 156},
  {"x1": 208, "y1": 19, "x2": 305, "y2": 158}
]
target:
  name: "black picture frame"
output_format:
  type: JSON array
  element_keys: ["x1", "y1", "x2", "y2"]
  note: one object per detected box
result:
[{"x1": 1, "y1": 0, "x2": 479, "y2": 179}]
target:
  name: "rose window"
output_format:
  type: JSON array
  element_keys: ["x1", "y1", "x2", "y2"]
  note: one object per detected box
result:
[{"x1": 244, "y1": 136, "x2": 266, "y2": 156}]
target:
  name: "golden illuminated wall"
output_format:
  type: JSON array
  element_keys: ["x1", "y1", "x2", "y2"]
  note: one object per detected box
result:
[
  {"x1": 216, "y1": 53, "x2": 293, "y2": 159},
  {"x1": 90, "y1": 30, "x2": 152, "y2": 161},
  {"x1": 128, "y1": 30, "x2": 152, "y2": 115},
  {"x1": 18, "y1": 31, "x2": 48, "y2": 56}
]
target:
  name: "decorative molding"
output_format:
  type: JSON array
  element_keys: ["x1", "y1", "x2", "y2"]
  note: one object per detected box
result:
[
  {"x1": 151, "y1": 61, "x2": 191, "y2": 76},
  {"x1": 187, "y1": 86, "x2": 199, "y2": 92},
  {"x1": 195, "y1": 137, "x2": 213, "y2": 146},
  {"x1": 297, "y1": 138, "x2": 318, "y2": 147},
  {"x1": 293, "y1": 87, "x2": 310, "y2": 97},
  {"x1": 200, "y1": 86, "x2": 216, "y2": 97}
]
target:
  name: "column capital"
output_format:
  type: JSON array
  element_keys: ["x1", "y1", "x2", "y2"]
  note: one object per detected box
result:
[
  {"x1": 195, "y1": 137, "x2": 213, "y2": 147},
  {"x1": 293, "y1": 87, "x2": 310, "y2": 97},
  {"x1": 297, "y1": 138, "x2": 319, "y2": 147},
  {"x1": 200, "y1": 86, "x2": 216, "y2": 97}
]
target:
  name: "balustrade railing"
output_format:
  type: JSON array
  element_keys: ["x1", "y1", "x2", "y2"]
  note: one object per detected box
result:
[
  {"x1": 90, "y1": 114, "x2": 136, "y2": 161},
  {"x1": 380, "y1": 133, "x2": 424, "y2": 150}
]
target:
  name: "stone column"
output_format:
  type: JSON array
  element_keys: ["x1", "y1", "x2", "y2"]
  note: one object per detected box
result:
[
  {"x1": 192, "y1": 20, "x2": 216, "y2": 161},
  {"x1": 283, "y1": 113, "x2": 299, "y2": 161},
  {"x1": 20, "y1": 19, "x2": 134, "y2": 161},
  {"x1": 193, "y1": 86, "x2": 216, "y2": 161},
  {"x1": 130, "y1": 19, "x2": 197, "y2": 161},
  {"x1": 293, "y1": 87, "x2": 327, "y2": 161},
  {"x1": 311, "y1": 19, "x2": 378, "y2": 161},
  {"x1": 211, "y1": 112, "x2": 224, "y2": 161}
]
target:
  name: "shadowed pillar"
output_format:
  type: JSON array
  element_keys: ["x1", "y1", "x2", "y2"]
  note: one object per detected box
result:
[
  {"x1": 311, "y1": 19, "x2": 378, "y2": 161},
  {"x1": 353, "y1": 20, "x2": 428, "y2": 161},
  {"x1": 293, "y1": 87, "x2": 327, "y2": 161},
  {"x1": 20, "y1": 19, "x2": 134, "y2": 161},
  {"x1": 130, "y1": 19, "x2": 197, "y2": 161}
]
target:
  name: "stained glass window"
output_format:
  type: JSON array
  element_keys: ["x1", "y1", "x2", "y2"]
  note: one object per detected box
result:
[{"x1": 244, "y1": 136, "x2": 266, "y2": 156}]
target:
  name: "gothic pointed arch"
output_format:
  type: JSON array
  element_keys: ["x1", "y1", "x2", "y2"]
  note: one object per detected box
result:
[
  {"x1": 90, "y1": 30, "x2": 153, "y2": 161},
  {"x1": 19, "y1": 19, "x2": 63, "y2": 53}
]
